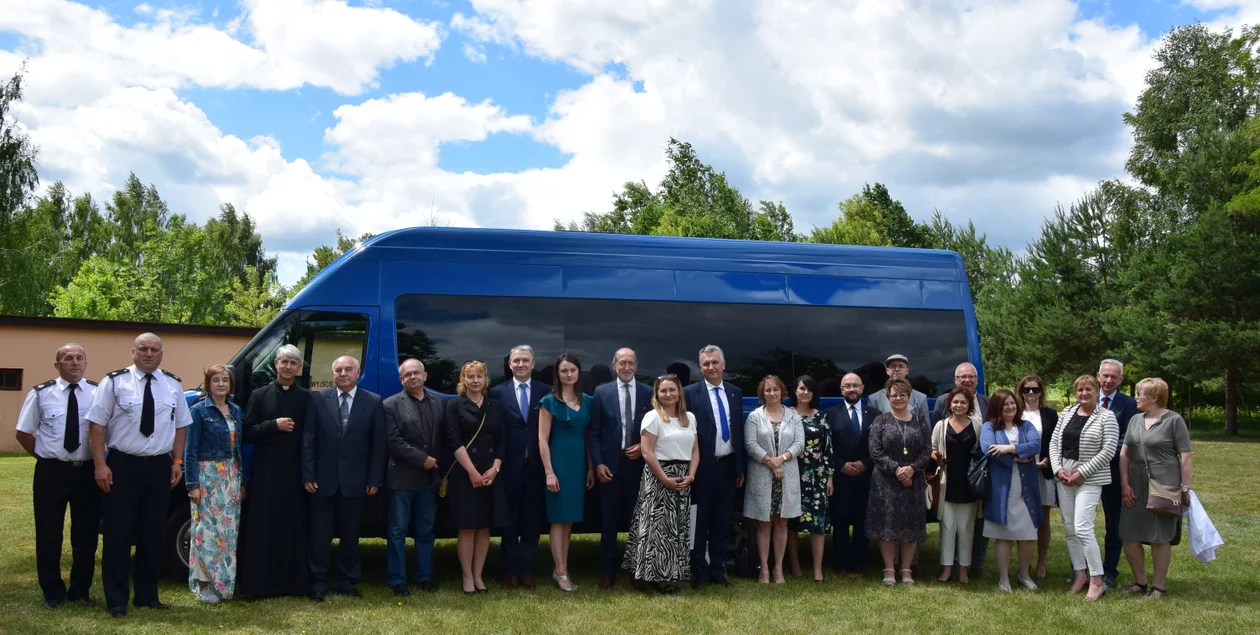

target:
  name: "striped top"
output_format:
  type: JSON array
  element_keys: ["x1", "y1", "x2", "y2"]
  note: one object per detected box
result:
[{"x1": 1049, "y1": 404, "x2": 1118, "y2": 486}]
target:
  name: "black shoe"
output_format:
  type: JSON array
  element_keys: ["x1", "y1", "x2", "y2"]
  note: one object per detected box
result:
[
  {"x1": 419, "y1": 581, "x2": 438, "y2": 593},
  {"x1": 712, "y1": 575, "x2": 732, "y2": 588},
  {"x1": 68, "y1": 596, "x2": 95, "y2": 607},
  {"x1": 1103, "y1": 577, "x2": 1117, "y2": 590},
  {"x1": 335, "y1": 587, "x2": 363, "y2": 599},
  {"x1": 135, "y1": 601, "x2": 170, "y2": 610},
  {"x1": 475, "y1": 587, "x2": 488, "y2": 594},
  {"x1": 309, "y1": 591, "x2": 326, "y2": 602},
  {"x1": 391, "y1": 584, "x2": 410, "y2": 597},
  {"x1": 43, "y1": 598, "x2": 63, "y2": 609},
  {"x1": 690, "y1": 578, "x2": 708, "y2": 590},
  {"x1": 108, "y1": 606, "x2": 126, "y2": 618}
]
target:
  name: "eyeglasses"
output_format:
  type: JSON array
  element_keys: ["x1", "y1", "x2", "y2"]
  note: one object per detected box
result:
[
  {"x1": 1020, "y1": 386, "x2": 1042, "y2": 394},
  {"x1": 955, "y1": 375, "x2": 977, "y2": 381},
  {"x1": 888, "y1": 393, "x2": 909, "y2": 400},
  {"x1": 841, "y1": 384, "x2": 863, "y2": 390}
]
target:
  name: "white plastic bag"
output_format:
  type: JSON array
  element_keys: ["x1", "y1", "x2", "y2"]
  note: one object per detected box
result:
[{"x1": 1186, "y1": 490, "x2": 1224, "y2": 564}]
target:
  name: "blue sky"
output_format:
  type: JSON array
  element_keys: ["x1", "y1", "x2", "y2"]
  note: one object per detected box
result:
[{"x1": 1, "y1": 0, "x2": 1253, "y2": 283}]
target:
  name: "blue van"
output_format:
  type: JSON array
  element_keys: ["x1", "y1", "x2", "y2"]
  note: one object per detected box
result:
[{"x1": 165, "y1": 227, "x2": 983, "y2": 576}]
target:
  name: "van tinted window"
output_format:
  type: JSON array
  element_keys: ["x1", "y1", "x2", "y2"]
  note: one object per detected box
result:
[{"x1": 395, "y1": 294, "x2": 968, "y2": 397}]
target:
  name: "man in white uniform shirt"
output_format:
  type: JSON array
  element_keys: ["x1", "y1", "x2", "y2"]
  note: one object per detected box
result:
[
  {"x1": 87, "y1": 333, "x2": 192, "y2": 618},
  {"x1": 15, "y1": 343, "x2": 101, "y2": 609}
]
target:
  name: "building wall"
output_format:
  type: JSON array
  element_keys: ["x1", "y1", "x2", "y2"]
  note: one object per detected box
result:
[{"x1": 1, "y1": 322, "x2": 253, "y2": 454}]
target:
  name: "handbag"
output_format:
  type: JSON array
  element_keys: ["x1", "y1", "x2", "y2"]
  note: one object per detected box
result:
[
  {"x1": 967, "y1": 449, "x2": 989, "y2": 500},
  {"x1": 439, "y1": 412, "x2": 486, "y2": 498},
  {"x1": 1141, "y1": 432, "x2": 1182, "y2": 517}
]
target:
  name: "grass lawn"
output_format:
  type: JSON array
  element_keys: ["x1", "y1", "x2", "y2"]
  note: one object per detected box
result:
[{"x1": 0, "y1": 437, "x2": 1257, "y2": 634}]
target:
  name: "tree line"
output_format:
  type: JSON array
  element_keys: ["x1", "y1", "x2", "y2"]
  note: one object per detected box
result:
[{"x1": 2, "y1": 25, "x2": 1257, "y2": 434}]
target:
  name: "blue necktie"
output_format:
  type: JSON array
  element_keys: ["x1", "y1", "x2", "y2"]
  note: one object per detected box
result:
[
  {"x1": 850, "y1": 405, "x2": 860, "y2": 435},
  {"x1": 340, "y1": 392, "x2": 350, "y2": 432},
  {"x1": 518, "y1": 383, "x2": 529, "y2": 420},
  {"x1": 714, "y1": 386, "x2": 729, "y2": 442}
]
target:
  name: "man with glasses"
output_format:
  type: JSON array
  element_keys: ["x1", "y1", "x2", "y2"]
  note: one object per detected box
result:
[
  {"x1": 931, "y1": 361, "x2": 991, "y2": 577},
  {"x1": 589, "y1": 348, "x2": 654, "y2": 589},
  {"x1": 1097, "y1": 359, "x2": 1138, "y2": 590},
  {"x1": 867, "y1": 355, "x2": 930, "y2": 425},
  {"x1": 824, "y1": 372, "x2": 879, "y2": 575}
]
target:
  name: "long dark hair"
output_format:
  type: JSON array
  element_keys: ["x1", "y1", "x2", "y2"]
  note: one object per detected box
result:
[
  {"x1": 550, "y1": 353, "x2": 582, "y2": 400},
  {"x1": 986, "y1": 388, "x2": 1018, "y2": 430},
  {"x1": 793, "y1": 375, "x2": 820, "y2": 410}
]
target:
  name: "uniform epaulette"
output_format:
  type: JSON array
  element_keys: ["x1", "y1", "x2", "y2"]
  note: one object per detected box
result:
[
  {"x1": 84, "y1": 379, "x2": 99, "y2": 386},
  {"x1": 33, "y1": 379, "x2": 56, "y2": 392},
  {"x1": 106, "y1": 368, "x2": 129, "y2": 378},
  {"x1": 160, "y1": 369, "x2": 182, "y2": 382}
]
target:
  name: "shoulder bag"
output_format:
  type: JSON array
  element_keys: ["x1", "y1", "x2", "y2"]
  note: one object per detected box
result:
[
  {"x1": 967, "y1": 445, "x2": 989, "y2": 500},
  {"x1": 439, "y1": 412, "x2": 486, "y2": 498},
  {"x1": 1141, "y1": 425, "x2": 1182, "y2": 517}
]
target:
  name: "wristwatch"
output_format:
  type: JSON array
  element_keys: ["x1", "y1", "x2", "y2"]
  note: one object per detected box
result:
[{"x1": 1181, "y1": 485, "x2": 1190, "y2": 493}]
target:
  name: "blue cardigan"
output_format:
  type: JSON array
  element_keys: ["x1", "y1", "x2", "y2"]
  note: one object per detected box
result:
[{"x1": 981, "y1": 420, "x2": 1042, "y2": 526}]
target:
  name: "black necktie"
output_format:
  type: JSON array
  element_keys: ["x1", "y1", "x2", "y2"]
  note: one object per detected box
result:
[
  {"x1": 141, "y1": 373, "x2": 156, "y2": 437},
  {"x1": 850, "y1": 404, "x2": 860, "y2": 435},
  {"x1": 64, "y1": 384, "x2": 80, "y2": 453},
  {"x1": 623, "y1": 383, "x2": 634, "y2": 448}
]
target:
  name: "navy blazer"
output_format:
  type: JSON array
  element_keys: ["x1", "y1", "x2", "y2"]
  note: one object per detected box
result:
[
  {"x1": 684, "y1": 380, "x2": 745, "y2": 480},
  {"x1": 589, "y1": 379, "x2": 654, "y2": 474},
  {"x1": 301, "y1": 386, "x2": 386, "y2": 497},
  {"x1": 489, "y1": 378, "x2": 550, "y2": 479},
  {"x1": 1103, "y1": 391, "x2": 1139, "y2": 455},
  {"x1": 824, "y1": 400, "x2": 878, "y2": 507}
]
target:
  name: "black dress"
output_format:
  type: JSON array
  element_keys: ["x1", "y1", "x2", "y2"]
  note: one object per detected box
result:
[
  {"x1": 444, "y1": 395, "x2": 508, "y2": 529},
  {"x1": 237, "y1": 381, "x2": 311, "y2": 597},
  {"x1": 944, "y1": 425, "x2": 978, "y2": 504}
]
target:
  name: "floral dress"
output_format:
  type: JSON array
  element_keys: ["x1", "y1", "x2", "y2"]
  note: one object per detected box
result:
[
  {"x1": 791, "y1": 411, "x2": 834, "y2": 534},
  {"x1": 189, "y1": 416, "x2": 243, "y2": 599}
]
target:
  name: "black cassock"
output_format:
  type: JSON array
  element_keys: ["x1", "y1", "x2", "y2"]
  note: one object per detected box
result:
[{"x1": 237, "y1": 381, "x2": 312, "y2": 598}]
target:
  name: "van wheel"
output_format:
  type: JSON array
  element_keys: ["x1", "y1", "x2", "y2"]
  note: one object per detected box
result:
[{"x1": 163, "y1": 505, "x2": 192, "y2": 580}]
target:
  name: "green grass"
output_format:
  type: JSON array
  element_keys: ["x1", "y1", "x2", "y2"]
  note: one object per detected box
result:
[{"x1": 0, "y1": 444, "x2": 1257, "y2": 634}]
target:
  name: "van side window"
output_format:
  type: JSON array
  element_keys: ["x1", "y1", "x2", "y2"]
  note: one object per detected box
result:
[{"x1": 231, "y1": 310, "x2": 369, "y2": 406}]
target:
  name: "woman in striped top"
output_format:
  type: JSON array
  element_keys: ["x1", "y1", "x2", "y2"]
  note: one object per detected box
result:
[{"x1": 1049, "y1": 375, "x2": 1118, "y2": 602}]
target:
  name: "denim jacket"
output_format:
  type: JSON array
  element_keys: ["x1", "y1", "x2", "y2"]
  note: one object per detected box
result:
[{"x1": 185, "y1": 397, "x2": 244, "y2": 490}]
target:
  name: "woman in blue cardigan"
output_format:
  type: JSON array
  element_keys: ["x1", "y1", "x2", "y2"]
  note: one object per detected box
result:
[
  {"x1": 184, "y1": 364, "x2": 245, "y2": 603},
  {"x1": 980, "y1": 389, "x2": 1042, "y2": 593}
]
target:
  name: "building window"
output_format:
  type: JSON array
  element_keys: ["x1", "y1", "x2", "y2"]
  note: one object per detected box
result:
[{"x1": 0, "y1": 369, "x2": 21, "y2": 391}]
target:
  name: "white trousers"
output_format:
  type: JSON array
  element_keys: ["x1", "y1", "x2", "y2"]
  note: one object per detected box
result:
[
  {"x1": 1059, "y1": 482, "x2": 1104, "y2": 576},
  {"x1": 939, "y1": 500, "x2": 979, "y2": 566}
]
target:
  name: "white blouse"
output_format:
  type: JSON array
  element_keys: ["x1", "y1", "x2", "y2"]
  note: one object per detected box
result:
[{"x1": 641, "y1": 410, "x2": 697, "y2": 462}]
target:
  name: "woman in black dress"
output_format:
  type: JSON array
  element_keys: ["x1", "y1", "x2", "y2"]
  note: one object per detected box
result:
[
  {"x1": 237, "y1": 345, "x2": 312, "y2": 598},
  {"x1": 445, "y1": 361, "x2": 507, "y2": 594},
  {"x1": 866, "y1": 378, "x2": 932, "y2": 586}
]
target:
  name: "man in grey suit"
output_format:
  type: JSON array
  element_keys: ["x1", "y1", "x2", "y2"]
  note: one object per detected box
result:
[
  {"x1": 931, "y1": 360, "x2": 990, "y2": 576},
  {"x1": 867, "y1": 354, "x2": 930, "y2": 425},
  {"x1": 383, "y1": 359, "x2": 445, "y2": 596},
  {"x1": 302, "y1": 355, "x2": 386, "y2": 601}
]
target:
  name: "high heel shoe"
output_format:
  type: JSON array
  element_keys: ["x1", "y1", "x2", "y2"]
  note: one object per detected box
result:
[{"x1": 552, "y1": 571, "x2": 577, "y2": 592}]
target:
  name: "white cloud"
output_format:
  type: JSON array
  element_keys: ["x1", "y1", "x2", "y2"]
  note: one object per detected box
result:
[{"x1": 463, "y1": 42, "x2": 488, "y2": 64}]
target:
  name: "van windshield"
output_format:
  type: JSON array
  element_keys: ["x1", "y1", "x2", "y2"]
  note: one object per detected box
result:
[{"x1": 230, "y1": 309, "x2": 369, "y2": 407}]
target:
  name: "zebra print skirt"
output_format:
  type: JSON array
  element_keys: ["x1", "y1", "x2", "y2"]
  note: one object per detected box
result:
[{"x1": 622, "y1": 461, "x2": 692, "y2": 582}]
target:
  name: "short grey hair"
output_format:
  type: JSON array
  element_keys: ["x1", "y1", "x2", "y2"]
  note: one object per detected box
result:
[
  {"x1": 1099, "y1": 358, "x2": 1125, "y2": 374},
  {"x1": 698, "y1": 345, "x2": 725, "y2": 363},
  {"x1": 135, "y1": 332, "x2": 162, "y2": 348},
  {"x1": 510, "y1": 345, "x2": 534, "y2": 359},
  {"x1": 274, "y1": 344, "x2": 302, "y2": 363},
  {"x1": 332, "y1": 356, "x2": 360, "y2": 371},
  {"x1": 55, "y1": 343, "x2": 86, "y2": 362},
  {"x1": 398, "y1": 358, "x2": 426, "y2": 374}
]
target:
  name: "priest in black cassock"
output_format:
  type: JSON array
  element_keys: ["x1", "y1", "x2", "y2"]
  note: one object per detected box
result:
[{"x1": 237, "y1": 345, "x2": 312, "y2": 598}]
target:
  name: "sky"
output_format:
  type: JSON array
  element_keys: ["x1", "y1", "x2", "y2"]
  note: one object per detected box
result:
[{"x1": 3, "y1": 0, "x2": 1260, "y2": 285}]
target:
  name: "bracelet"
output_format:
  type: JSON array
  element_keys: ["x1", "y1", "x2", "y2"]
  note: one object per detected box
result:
[{"x1": 172, "y1": 458, "x2": 183, "y2": 465}]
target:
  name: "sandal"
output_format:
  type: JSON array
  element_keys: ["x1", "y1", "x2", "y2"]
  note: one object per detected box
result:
[
  {"x1": 1145, "y1": 586, "x2": 1165, "y2": 599},
  {"x1": 882, "y1": 569, "x2": 896, "y2": 585},
  {"x1": 552, "y1": 572, "x2": 577, "y2": 592},
  {"x1": 1122, "y1": 583, "x2": 1149, "y2": 594},
  {"x1": 899, "y1": 569, "x2": 915, "y2": 585}
]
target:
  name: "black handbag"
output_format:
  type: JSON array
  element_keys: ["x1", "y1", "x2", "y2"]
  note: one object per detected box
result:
[{"x1": 967, "y1": 450, "x2": 989, "y2": 499}]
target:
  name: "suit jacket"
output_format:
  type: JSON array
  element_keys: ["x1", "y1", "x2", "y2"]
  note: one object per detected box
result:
[
  {"x1": 301, "y1": 386, "x2": 386, "y2": 497},
  {"x1": 589, "y1": 379, "x2": 654, "y2": 474},
  {"x1": 684, "y1": 380, "x2": 745, "y2": 481},
  {"x1": 980, "y1": 421, "x2": 1042, "y2": 525},
  {"x1": 1102, "y1": 391, "x2": 1139, "y2": 457},
  {"x1": 489, "y1": 378, "x2": 550, "y2": 480},
  {"x1": 383, "y1": 389, "x2": 445, "y2": 491},
  {"x1": 825, "y1": 400, "x2": 878, "y2": 508},
  {"x1": 932, "y1": 390, "x2": 991, "y2": 425},
  {"x1": 868, "y1": 388, "x2": 930, "y2": 426}
]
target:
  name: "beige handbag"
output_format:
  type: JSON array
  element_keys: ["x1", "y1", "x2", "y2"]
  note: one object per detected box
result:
[{"x1": 1141, "y1": 433, "x2": 1182, "y2": 517}]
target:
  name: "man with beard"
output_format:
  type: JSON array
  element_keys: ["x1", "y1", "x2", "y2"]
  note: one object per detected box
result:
[{"x1": 825, "y1": 373, "x2": 878, "y2": 575}]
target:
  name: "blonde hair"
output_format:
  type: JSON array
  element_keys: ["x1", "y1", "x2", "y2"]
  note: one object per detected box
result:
[
  {"x1": 652, "y1": 375, "x2": 691, "y2": 428},
  {"x1": 1072, "y1": 375, "x2": 1100, "y2": 393},
  {"x1": 456, "y1": 360, "x2": 488, "y2": 395},
  {"x1": 1136, "y1": 377, "x2": 1169, "y2": 408}
]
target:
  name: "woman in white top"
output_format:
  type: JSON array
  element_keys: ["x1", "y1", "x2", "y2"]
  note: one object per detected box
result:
[
  {"x1": 743, "y1": 376, "x2": 805, "y2": 584},
  {"x1": 621, "y1": 375, "x2": 698, "y2": 594},
  {"x1": 1015, "y1": 374, "x2": 1060, "y2": 579}
]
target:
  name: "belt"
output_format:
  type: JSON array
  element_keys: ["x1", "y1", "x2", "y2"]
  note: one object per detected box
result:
[
  {"x1": 110, "y1": 451, "x2": 171, "y2": 461},
  {"x1": 715, "y1": 454, "x2": 732, "y2": 461},
  {"x1": 38, "y1": 457, "x2": 91, "y2": 467}
]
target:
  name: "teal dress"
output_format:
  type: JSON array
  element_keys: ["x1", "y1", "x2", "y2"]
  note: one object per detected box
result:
[{"x1": 538, "y1": 393, "x2": 592, "y2": 524}]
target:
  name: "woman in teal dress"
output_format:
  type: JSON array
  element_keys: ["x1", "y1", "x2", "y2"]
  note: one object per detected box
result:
[{"x1": 537, "y1": 353, "x2": 595, "y2": 592}]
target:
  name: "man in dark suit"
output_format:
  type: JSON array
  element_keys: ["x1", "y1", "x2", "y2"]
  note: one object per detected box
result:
[
  {"x1": 684, "y1": 344, "x2": 744, "y2": 589},
  {"x1": 301, "y1": 355, "x2": 385, "y2": 601},
  {"x1": 931, "y1": 361, "x2": 990, "y2": 576},
  {"x1": 825, "y1": 372, "x2": 877, "y2": 575},
  {"x1": 589, "y1": 347, "x2": 654, "y2": 589},
  {"x1": 1097, "y1": 358, "x2": 1139, "y2": 589},
  {"x1": 489, "y1": 345, "x2": 549, "y2": 590},
  {"x1": 382, "y1": 358, "x2": 445, "y2": 595}
]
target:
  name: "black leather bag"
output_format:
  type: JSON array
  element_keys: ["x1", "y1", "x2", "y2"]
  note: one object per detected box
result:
[{"x1": 967, "y1": 450, "x2": 989, "y2": 500}]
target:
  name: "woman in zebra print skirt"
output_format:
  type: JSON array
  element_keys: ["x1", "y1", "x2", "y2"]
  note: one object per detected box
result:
[{"x1": 622, "y1": 375, "x2": 699, "y2": 594}]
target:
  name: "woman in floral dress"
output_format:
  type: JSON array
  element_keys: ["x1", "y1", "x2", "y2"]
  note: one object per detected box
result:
[
  {"x1": 785, "y1": 376, "x2": 834, "y2": 581},
  {"x1": 184, "y1": 364, "x2": 244, "y2": 603}
]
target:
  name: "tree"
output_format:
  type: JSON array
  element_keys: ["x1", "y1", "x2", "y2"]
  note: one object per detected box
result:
[
  {"x1": 105, "y1": 173, "x2": 170, "y2": 267},
  {"x1": 0, "y1": 65, "x2": 43, "y2": 314},
  {"x1": 863, "y1": 183, "x2": 933, "y2": 249},
  {"x1": 225, "y1": 265, "x2": 286, "y2": 327},
  {"x1": 204, "y1": 203, "x2": 277, "y2": 288},
  {"x1": 809, "y1": 194, "x2": 887, "y2": 246}
]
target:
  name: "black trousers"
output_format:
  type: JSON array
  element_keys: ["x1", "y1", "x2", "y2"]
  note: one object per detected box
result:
[
  {"x1": 599, "y1": 456, "x2": 643, "y2": 575},
  {"x1": 33, "y1": 458, "x2": 101, "y2": 602},
  {"x1": 691, "y1": 456, "x2": 738, "y2": 580},
  {"x1": 500, "y1": 457, "x2": 546, "y2": 578},
  {"x1": 1101, "y1": 459, "x2": 1124, "y2": 580},
  {"x1": 102, "y1": 452, "x2": 170, "y2": 609},
  {"x1": 309, "y1": 493, "x2": 364, "y2": 593},
  {"x1": 831, "y1": 491, "x2": 868, "y2": 572}
]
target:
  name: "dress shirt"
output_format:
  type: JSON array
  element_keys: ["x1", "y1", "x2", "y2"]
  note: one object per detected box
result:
[
  {"x1": 706, "y1": 380, "x2": 734, "y2": 458},
  {"x1": 513, "y1": 378, "x2": 530, "y2": 419},
  {"x1": 617, "y1": 379, "x2": 637, "y2": 440},
  {"x1": 86, "y1": 365, "x2": 192, "y2": 457},
  {"x1": 845, "y1": 399, "x2": 863, "y2": 430},
  {"x1": 16, "y1": 377, "x2": 97, "y2": 462}
]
